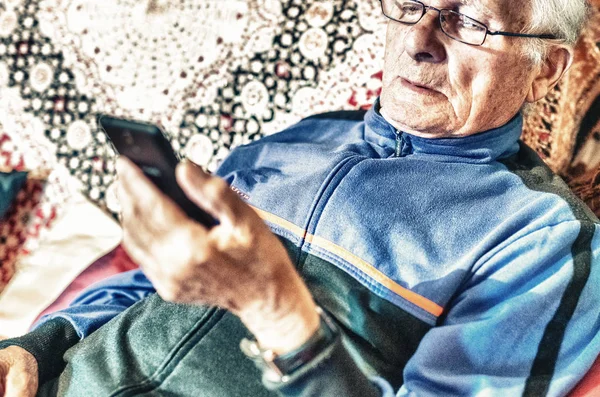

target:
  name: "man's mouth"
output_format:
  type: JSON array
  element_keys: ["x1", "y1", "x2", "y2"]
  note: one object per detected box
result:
[{"x1": 400, "y1": 78, "x2": 439, "y2": 95}]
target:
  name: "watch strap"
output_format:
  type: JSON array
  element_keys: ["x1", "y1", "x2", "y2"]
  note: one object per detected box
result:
[{"x1": 240, "y1": 306, "x2": 338, "y2": 383}]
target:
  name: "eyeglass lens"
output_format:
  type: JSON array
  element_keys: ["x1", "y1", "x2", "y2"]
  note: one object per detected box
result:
[{"x1": 382, "y1": 0, "x2": 488, "y2": 45}]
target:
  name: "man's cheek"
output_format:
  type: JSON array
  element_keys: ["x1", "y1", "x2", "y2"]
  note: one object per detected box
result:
[{"x1": 384, "y1": 24, "x2": 407, "y2": 63}]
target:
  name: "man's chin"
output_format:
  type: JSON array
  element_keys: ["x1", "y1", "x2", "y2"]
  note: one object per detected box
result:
[
  {"x1": 379, "y1": 105, "x2": 409, "y2": 130},
  {"x1": 380, "y1": 103, "x2": 453, "y2": 137}
]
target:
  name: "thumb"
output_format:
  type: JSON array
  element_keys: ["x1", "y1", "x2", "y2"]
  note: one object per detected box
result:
[
  {"x1": 4, "y1": 369, "x2": 36, "y2": 397},
  {"x1": 0, "y1": 360, "x2": 7, "y2": 397},
  {"x1": 176, "y1": 161, "x2": 255, "y2": 226}
]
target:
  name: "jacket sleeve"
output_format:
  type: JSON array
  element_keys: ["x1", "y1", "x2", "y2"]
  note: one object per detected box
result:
[
  {"x1": 265, "y1": 221, "x2": 600, "y2": 397},
  {"x1": 395, "y1": 221, "x2": 600, "y2": 397},
  {"x1": 0, "y1": 269, "x2": 155, "y2": 384},
  {"x1": 32, "y1": 268, "x2": 155, "y2": 338}
]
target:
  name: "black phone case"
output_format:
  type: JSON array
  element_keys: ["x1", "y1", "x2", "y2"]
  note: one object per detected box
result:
[{"x1": 99, "y1": 115, "x2": 217, "y2": 228}]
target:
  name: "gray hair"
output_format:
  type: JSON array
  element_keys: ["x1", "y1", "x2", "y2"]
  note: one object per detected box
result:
[{"x1": 523, "y1": 0, "x2": 591, "y2": 64}]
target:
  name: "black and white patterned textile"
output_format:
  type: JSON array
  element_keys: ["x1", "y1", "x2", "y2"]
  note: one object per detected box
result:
[{"x1": 0, "y1": 0, "x2": 386, "y2": 217}]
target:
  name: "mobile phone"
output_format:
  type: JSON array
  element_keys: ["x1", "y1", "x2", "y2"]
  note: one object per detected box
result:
[{"x1": 99, "y1": 115, "x2": 218, "y2": 228}]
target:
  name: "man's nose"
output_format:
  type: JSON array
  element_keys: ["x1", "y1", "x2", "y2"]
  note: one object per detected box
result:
[{"x1": 404, "y1": 10, "x2": 447, "y2": 63}]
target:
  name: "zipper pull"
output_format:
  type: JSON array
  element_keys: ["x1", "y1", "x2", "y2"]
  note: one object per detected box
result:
[{"x1": 394, "y1": 130, "x2": 402, "y2": 157}]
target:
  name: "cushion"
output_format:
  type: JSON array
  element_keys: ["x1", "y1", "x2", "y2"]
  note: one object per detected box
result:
[{"x1": 0, "y1": 171, "x2": 27, "y2": 219}]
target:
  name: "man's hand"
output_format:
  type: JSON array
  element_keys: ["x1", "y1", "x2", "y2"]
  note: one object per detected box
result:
[
  {"x1": 116, "y1": 157, "x2": 319, "y2": 354},
  {"x1": 0, "y1": 346, "x2": 38, "y2": 397}
]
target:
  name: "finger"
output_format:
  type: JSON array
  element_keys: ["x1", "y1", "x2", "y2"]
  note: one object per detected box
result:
[
  {"x1": 176, "y1": 161, "x2": 258, "y2": 226},
  {"x1": 116, "y1": 179, "x2": 166, "y2": 251},
  {"x1": 116, "y1": 157, "x2": 187, "y2": 227},
  {"x1": 115, "y1": 157, "x2": 162, "y2": 206},
  {"x1": 121, "y1": 213, "x2": 207, "y2": 279},
  {"x1": 120, "y1": 227, "x2": 157, "y2": 271},
  {"x1": 116, "y1": 158, "x2": 188, "y2": 238},
  {"x1": 116, "y1": 176, "x2": 209, "y2": 267},
  {"x1": 4, "y1": 370, "x2": 35, "y2": 397},
  {"x1": 117, "y1": 185, "x2": 161, "y2": 256}
]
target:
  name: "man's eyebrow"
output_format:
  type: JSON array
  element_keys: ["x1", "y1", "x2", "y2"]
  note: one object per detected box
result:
[{"x1": 457, "y1": 0, "x2": 495, "y2": 20}]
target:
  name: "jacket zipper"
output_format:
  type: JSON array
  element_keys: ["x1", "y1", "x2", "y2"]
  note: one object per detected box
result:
[
  {"x1": 394, "y1": 130, "x2": 402, "y2": 157},
  {"x1": 296, "y1": 156, "x2": 361, "y2": 272}
]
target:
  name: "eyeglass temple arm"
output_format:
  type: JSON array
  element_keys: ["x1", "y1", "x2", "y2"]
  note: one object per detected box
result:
[{"x1": 487, "y1": 31, "x2": 563, "y2": 41}]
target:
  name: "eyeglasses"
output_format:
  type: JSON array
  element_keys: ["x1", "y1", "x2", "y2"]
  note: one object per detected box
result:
[{"x1": 380, "y1": 0, "x2": 563, "y2": 46}]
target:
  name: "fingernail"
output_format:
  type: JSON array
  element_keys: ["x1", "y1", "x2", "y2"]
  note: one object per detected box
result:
[{"x1": 115, "y1": 157, "x2": 128, "y2": 175}]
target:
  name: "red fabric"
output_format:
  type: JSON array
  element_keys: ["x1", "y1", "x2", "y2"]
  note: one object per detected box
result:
[
  {"x1": 570, "y1": 356, "x2": 600, "y2": 397},
  {"x1": 32, "y1": 245, "x2": 137, "y2": 325}
]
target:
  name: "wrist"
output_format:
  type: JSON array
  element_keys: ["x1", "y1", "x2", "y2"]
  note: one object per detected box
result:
[
  {"x1": 241, "y1": 306, "x2": 339, "y2": 384},
  {"x1": 238, "y1": 278, "x2": 320, "y2": 355},
  {"x1": 250, "y1": 302, "x2": 320, "y2": 355}
]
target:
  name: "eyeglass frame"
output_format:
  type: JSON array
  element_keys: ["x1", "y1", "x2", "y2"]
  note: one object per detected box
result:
[{"x1": 379, "y1": 0, "x2": 564, "y2": 46}]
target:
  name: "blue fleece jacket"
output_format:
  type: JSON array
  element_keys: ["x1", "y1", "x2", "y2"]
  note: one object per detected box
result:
[{"x1": 32, "y1": 99, "x2": 600, "y2": 396}]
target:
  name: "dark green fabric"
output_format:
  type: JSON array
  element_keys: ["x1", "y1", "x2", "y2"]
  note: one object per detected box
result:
[
  {"x1": 0, "y1": 171, "x2": 27, "y2": 218},
  {"x1": 35, "y1": 295, "x2": 382, "y2": 397},
  {"x1": 280, "y1": 236, "x2": 432, "y2": 389},
  {"x1": 44, "y1": 294, "x2": 275, "y2": 397},
  {"x1": 31, "y1": 235, "x2": 432, "y2": 396},
  {"x1": 268, "y1": 335, "x2": 380, "y2": 397},
  {"x1": 0, "y1": 318, "x2": 79, "y2": 385}
]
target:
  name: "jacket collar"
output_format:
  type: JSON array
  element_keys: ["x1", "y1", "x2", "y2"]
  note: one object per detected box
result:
[{"x1": 364, "y1": 97, "x2": 523, "y2": 163}]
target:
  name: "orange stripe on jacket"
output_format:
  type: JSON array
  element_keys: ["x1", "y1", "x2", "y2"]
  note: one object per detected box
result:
[{"x1": 251, "y1": 206, "x2": 444, "y2": 318}]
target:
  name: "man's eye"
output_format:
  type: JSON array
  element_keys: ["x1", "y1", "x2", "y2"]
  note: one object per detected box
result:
[
  {"x1": 458, "y1": 16, "x2": 481, "y2": 30},
  {"x1": 400, "y1": 3, "x2": 421, "y2": 14}
]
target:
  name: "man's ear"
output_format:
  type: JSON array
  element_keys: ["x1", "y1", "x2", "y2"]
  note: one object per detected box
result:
[{"x1": 526, "y1": 45, "x2": 574, "y2": 103}]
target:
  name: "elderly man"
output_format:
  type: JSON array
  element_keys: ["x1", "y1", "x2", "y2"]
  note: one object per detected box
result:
[{"x1": 1, "y1": 0, "x2": 599, "y2": 396}]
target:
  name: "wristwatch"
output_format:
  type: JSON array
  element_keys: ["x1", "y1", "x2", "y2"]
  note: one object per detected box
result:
[{"x1": 240, "y1": 306, "x2": 339, "y2": 383}]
